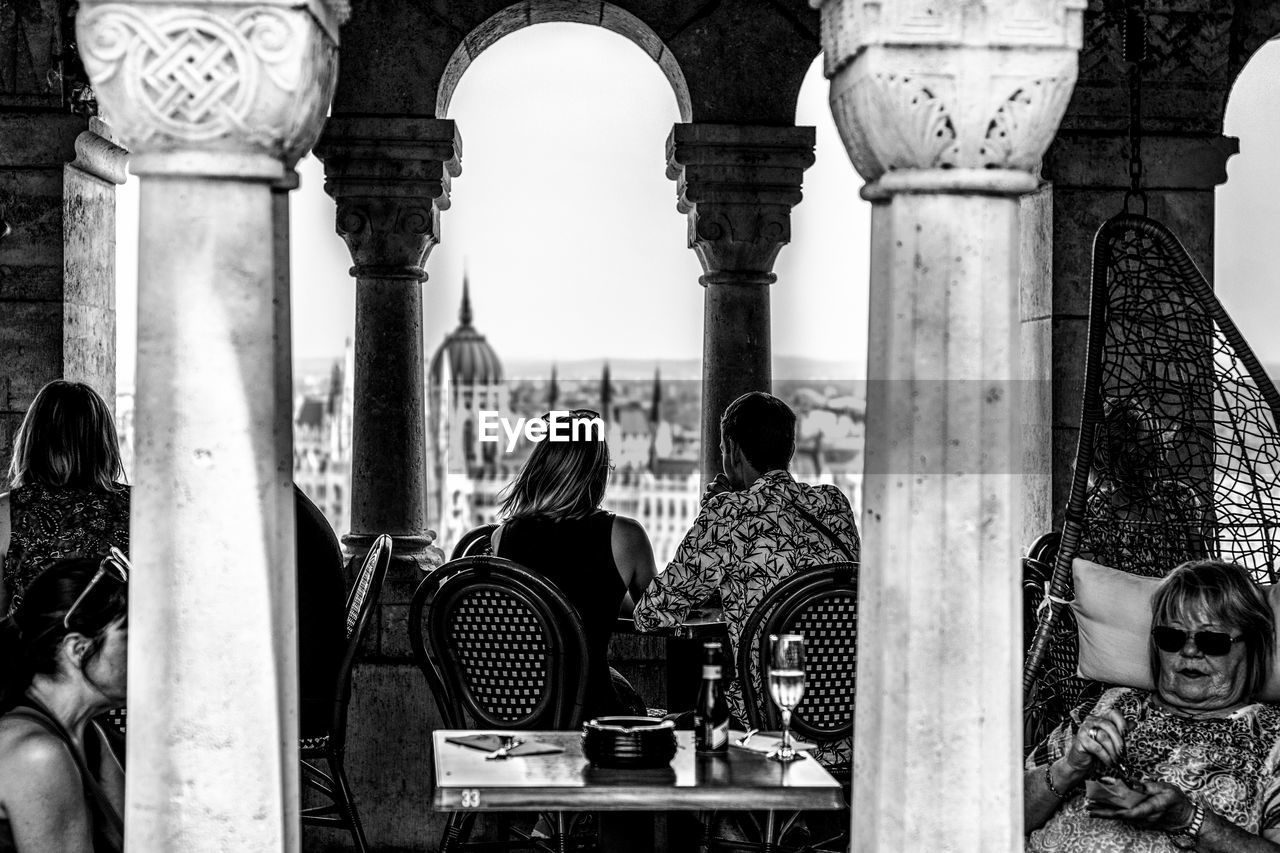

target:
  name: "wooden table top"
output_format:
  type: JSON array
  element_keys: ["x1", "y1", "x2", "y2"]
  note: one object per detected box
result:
[{"x1": 432, "y1": 730, "x2": 844, "y2": 812}]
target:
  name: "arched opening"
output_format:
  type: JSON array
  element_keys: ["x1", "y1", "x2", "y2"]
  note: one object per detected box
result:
[
  {"x1": 1217, "y1": 39, "x2": 1280, "y2": 382},
  {"x1": 436, "y1": 2, "x2": 692, "y2": 122},
  {"x1": 772, "y1": 55, "x2": 870, "y2": 518},
  {"x1": 425, "y1": 21, "x2": 699, "y2": 559}
]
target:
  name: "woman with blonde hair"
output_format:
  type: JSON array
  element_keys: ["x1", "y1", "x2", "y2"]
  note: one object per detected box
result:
[
  {"x1": 0, "y1": 381, "x2": 129, "y2": 613},
  {"x1": 492, "y1": 409, "x2": 657, "y2": 718}
]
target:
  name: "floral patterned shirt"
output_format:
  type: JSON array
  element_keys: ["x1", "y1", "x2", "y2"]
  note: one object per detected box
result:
[
  {"x1": 1027, "y1": 687, "x2": 1280, "y2": 852},
  {"x1": 632, "y1": 469, "x2": 859, "y2": 768},
  {"x1": 4, "y1": 483, "x2": 131, "y2": 610}
]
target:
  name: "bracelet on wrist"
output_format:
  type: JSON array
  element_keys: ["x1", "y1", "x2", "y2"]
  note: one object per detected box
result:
[
  {"x1": 1044, "y1": 762, "x2": 1077, "y2": 799},
  {"x1": 1168, "y1": 802, "x2": 1206, "y2": 850}
]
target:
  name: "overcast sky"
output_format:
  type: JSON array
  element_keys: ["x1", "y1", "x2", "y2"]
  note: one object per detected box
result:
[{"x1": 114, "y1": 26, "x2": 1280, "y2": 390}]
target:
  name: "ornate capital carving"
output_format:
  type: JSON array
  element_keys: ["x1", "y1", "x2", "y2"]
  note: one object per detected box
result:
[
  {"x1": 814, "y1": 0, "x2": 1085, "y2": 195},
  {"x1": 75, "y1": 0, "x2": 345, "y2": 177},
  {"x1": 315, "y1": 117, "x2": 463, "y2": 280},
  {"x1": 666, "y1": 123, "x2": 815, "y2": 283}
]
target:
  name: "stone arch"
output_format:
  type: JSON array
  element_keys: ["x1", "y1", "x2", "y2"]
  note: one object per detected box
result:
[{"x1": 435, "y1": 1, "x2": 692, "y2": 122}]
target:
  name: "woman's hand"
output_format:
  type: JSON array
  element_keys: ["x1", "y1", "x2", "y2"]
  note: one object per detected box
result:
[
  {"x1": 1087, "y1": 778, "x2": 1195, "y2": 833},
  {"x1": 1062, "y1": 709, "x2": 1129, "y2": 781}
]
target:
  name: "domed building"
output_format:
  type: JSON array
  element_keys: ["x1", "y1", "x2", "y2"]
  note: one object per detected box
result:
[{"x1": 427, "y1": 275, "x2": 512, "y2": 547}]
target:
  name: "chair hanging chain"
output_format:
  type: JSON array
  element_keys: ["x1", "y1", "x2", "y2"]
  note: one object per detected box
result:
[{"x1": 1124, "y1": 1, "x2": 1147, "y2": 214}]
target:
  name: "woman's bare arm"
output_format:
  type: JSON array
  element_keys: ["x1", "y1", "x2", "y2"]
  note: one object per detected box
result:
[
  {"x1": 0, "y1": 725, "x2": 96, "y2": 853},
  {"x1": 611, "y1": 516, "x2": 657, "y2": 616}
]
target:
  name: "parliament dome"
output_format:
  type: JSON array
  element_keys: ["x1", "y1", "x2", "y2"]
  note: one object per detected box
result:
[{"x1": 429, "y1": 276, "x2": 503, "y2": 386}]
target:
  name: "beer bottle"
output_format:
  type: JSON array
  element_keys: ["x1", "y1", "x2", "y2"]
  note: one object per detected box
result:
[{"x1": 695, "y1": 640, "x2": 730, "y2": 753}]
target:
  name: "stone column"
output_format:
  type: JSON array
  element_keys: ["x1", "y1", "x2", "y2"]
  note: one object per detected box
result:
[
  {"x1": 313, "y1": 118, "x2": 458, "y2": 849},
  {"x1": 315, "y1": 117, "x2": 459, "y2": 579},
  {"x1": 1041, "y1": 132, "x2": 1236, "y2": 525},
  {"x1": 64, "y1": 118, "x2": 130, "y2": 397},
  {"x1": 0, "y1": 111, "x2": 124, "y2": 469},
  {"x1": 665, "y1": 124, "x2": 814, "y2": 485},
  {"x1": 813, "y1": 0, "x2": 1084, "y2": 847},
  {"x1": 270, "y1": 164, "x2": 301, "y2": 853},
  {"x1": 75, "y1": 0, "x2": 343, "y2": 848}
]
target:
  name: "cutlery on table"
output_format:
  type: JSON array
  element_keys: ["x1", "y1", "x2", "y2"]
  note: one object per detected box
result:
[{"x1": 485, "y1": 737, "x2": 524, "y2": 760}]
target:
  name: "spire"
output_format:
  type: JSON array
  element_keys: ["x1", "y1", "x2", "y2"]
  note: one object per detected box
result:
[
  {"x1": 601, "y1": 361, "x2": 612, "y2": 423},
  {"x1": 327, "y1": 359, "x2": 343, "y2": 415},
  {"x1": 650, "y1": 365, "x2": 662, "y2": 425},
  {"x1": 648, "y1": 365, "x2": 661, "y2": 473},
  {"x1": 548, "y1": 363, "x2": 559, "y2": 410},
  {"x1": 459, "y1": 270, "x2": 473, "y2": 327}
]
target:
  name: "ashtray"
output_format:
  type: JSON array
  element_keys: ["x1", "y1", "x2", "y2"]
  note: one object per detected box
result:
[{"x1": 582, "y1": 716, "x2": 677, "y2": 769}]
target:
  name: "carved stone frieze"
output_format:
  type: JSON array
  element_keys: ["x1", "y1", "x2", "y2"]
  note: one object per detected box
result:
[
  {"x1": 814, "y1": 0, "x2": 1084, "y2": 193},
  {"x1": 315, "y1": 117, "x2": 463, "y2": 280},
  {"x1": 665, "y1": 123, "x2": 815, "y2": 282},
  {"x1": 75, "y1": 0, "x2": 345, "y2": 172}
]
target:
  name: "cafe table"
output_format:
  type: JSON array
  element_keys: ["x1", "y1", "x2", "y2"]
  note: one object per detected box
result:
[{"x1": 432, "y1": 729, "x2": 845, "y2": 852}]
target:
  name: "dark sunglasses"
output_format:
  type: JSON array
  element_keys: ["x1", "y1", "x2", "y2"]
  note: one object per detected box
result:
[
  {"x1": 1151, "y1": 625, "x2": 1243, "y2": 656},
  {"x1": 63, "y1": 546, "x2": 130, "y2": 630}
]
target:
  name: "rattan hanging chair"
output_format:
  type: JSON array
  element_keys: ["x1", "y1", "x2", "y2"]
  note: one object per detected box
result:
[{"x1": 1021, "y1": 212, "x2": 1280, "y2": 749}]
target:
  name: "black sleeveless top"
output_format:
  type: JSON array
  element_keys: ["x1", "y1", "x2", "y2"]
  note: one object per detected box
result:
[
  {"x1": 0, "y1": 697, "x2": 123, "y2": 852},
  {"x1": 497, "y1": 510, "x2": 626, "y2": 720}
]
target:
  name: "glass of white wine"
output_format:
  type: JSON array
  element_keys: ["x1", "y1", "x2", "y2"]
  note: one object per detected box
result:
[{"x1": 767, "y1": 633, "x2": 806, "y2": 762}]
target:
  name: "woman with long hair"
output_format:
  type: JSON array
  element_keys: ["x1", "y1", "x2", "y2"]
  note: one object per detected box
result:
[
  {"x1": 0, "y1": 554, "x2": 128, "y2": 852},
  {"x1": 492, "y1": 409, "x2": 657, "y2": 718},
  {"x1": 0, "y1": 381, "x2": 129, "y2": 613}
]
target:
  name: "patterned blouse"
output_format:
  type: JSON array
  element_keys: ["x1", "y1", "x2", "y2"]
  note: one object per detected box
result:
[
  {"x1": 4, "y1": 483, "x2": 131, "y2": 609},
  {"x1": 1027, "y1": 687, "x2": 1280, "y2": 852},
  {"x1": 632, "y1": 469, "x2": 859, "y2": 767}
]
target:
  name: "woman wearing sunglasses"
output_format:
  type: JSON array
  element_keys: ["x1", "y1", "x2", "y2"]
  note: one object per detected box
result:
[
  {"x1": 0, "y1": 554, "x2": 128, "y2": 852},
  {"x1": 0, "y1": 380, "x2": 130, "y2": 614},
  {"x1": 1026, "y1": 560, "x2": 1280, "y2": 851}
]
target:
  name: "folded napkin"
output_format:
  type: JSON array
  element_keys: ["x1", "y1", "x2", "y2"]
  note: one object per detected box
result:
[
  {"x1": 445, "y1": 734, "x2": 564, "y2": 756},
  {"x1": 728, "y1": 730, "x2": 816, "y2": 755}
]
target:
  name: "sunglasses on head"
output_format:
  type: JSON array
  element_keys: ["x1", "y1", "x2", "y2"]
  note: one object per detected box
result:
[
  {"x1": 63, "y1": 546, "x2": 130, "y2": 630},
  {"x1": 1151, "y1": 625, "x2": 1243, "y2": 656}
]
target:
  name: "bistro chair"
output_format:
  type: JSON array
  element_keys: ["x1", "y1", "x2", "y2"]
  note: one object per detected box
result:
[
  {"x1": 1023, "y1": 214, "x2": 1280, "y2": 750},
  {"x1": 450, "y1": 522, "x2": 497, "y2": 560},
  {"x1": 300, "y1": 533, "x2": 392, "y2": 853},
  {"x1": 409, "y1": 555, "x2": 594, "y2": 853},
  {"x1": 714, "y1": 562, "x2": 858, "y2": 853}
]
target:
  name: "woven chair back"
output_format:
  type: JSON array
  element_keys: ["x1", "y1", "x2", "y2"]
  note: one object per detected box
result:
[
  {"x1": 409, "y1": 556, "x2": 589, "y2": 731},
  {"x1": 331, "y1": 534, "x2": 392, "y2": 744},
  {"x1": 1023, "y1": 213, "x2": 1280, "y2": 748},
  {"x1": 737, "y1": 563, "x2": 858, "y2": 744},
  {"x1": 449, "y1": 523, "x2": 496, "y2": 561}
]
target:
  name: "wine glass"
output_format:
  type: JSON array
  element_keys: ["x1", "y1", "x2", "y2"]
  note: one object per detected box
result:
[{"x1": 767, "y1": 633, "x2": 806, "y2": 762}]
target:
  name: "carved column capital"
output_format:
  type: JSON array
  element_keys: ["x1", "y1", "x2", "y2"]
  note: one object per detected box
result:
[
  {"x1": 814, "y1": 0, "x2": 1085, "y2": 196},
  {"x1": 75, "y1": 0, "x2": 346, "y2": 179},
  {"x1": 666, "y1": 123, "x2": 815, "y2": 285},
  {"x1": 315, "y1": 117, "x2": 462, "y2": 280}
]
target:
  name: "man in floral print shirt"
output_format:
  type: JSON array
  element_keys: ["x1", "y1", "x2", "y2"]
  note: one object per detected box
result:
[{"x1": 633, "y1": 392, "x2": 859, "y2": 767}]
